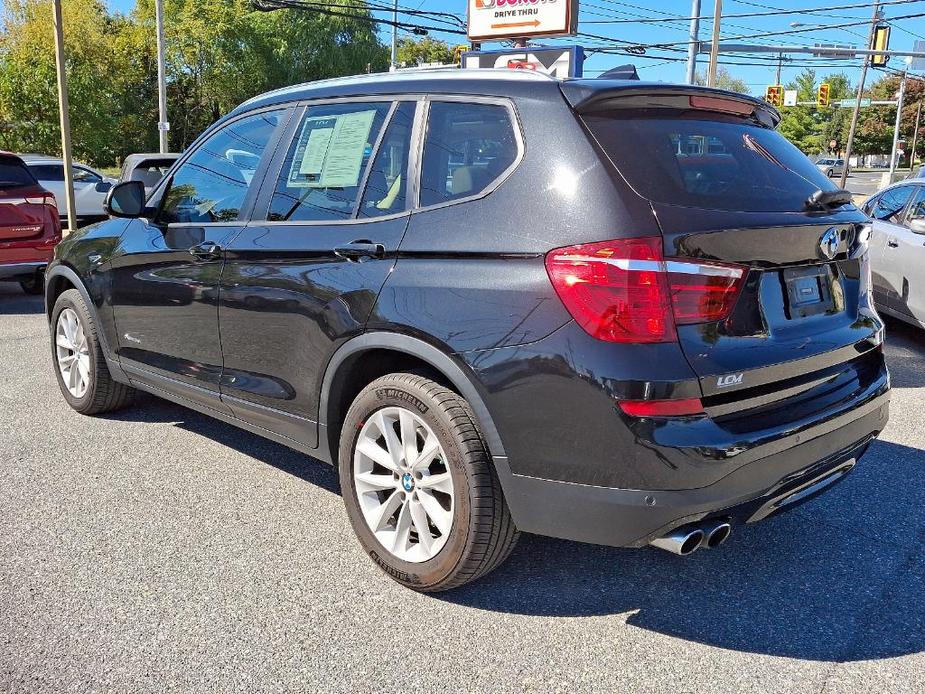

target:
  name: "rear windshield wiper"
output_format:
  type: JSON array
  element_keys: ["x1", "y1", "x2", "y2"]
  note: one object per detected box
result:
[{"x1": 804, "y1": 189, "x2": 854, "y2": 212}]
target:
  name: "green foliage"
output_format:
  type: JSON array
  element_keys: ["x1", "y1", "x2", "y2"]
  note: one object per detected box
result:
[
  {"x1": 0, "y1": 0, "x2": 388, "y2": 165},
  {"x1": 693, "y1": 67, "x2": 750, "y2": 95},
  {"x1": 396, "y1": 37, "x2": 455, "y2": 67}
]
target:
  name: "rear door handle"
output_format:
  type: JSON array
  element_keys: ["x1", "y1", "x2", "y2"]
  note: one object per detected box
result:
[
  {"x1": 333, "y1": 240, "x2": 385, "y2": 262},
  {"x1": 189, "y1": 241, "x2": 223, "y2": 260}
]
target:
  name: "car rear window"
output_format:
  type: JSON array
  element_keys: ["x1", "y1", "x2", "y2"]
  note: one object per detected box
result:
[
  {"x1": 0, "y1": 156, "x2": 38, "y2": 189},
  {"x1": 582, "y1": 111, "x2": 838, "y2": 212}
]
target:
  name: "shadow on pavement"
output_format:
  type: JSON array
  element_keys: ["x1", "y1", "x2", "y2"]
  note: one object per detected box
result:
[
  {"x1": 0, "y1": 285, "x2": 44, "y2": 315},
  {"x1": 439, "y1": 439, "x2": 925, "y2": 662},
  {"x1": 882, "y1": 316, "x2": 925, "y2": 389}
]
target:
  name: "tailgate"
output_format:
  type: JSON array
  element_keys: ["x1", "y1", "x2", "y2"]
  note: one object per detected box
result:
[{"x1": 0, "y1": 185, "x2": 51, "y2": 241}]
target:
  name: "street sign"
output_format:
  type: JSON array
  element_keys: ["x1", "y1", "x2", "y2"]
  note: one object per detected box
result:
[
  {"x1": 462, "y1": 46, "x2": 584, "y2": 77},
  {"x1": 467, "y1": 0, "x2": 578, "y2": 42},
  {"x1": 838, "y1": 98, "x2": 872, "y2": 108},
  {"x1": 157, "y1": 121, "x2": 170, "y2": 131},
  {"x1": 783, "y1": 90, "x2": 798, "y2": 107},
  {"x1": 812, "y1": 43, "x2": 856, "y2": 59}
]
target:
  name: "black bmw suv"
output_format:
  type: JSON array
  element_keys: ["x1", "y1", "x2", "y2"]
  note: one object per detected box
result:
[{"x1": 45, "y1": 69, "x2": 889, "y2": 591}]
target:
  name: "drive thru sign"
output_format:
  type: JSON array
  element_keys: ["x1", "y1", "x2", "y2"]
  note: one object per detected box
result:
[{"x1": 467, "y1": 0, "x2": 578, "y2": 42}]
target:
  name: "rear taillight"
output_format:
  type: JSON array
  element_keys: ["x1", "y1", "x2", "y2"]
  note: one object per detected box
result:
[{"x1": 545, "y1": 237, "x2": 747, "y2": 343}]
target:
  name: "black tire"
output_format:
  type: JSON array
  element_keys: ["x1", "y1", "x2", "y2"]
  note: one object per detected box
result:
[
  {"x1": 339, "y1": 373, "x2": 519, "y2": 592},
  {"x1": 50, "y1": 288, "x2": 135, "y2": 415},
  {"x1": 19, "y1": 275, "x2": 43, "y2": 295},
  {"x1": 826, "y1": 169, "x2": 834, "y2": 178}
]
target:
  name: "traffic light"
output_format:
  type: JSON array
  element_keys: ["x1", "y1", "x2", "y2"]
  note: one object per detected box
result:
[
  {"x1": 817, "y1": 83, "x2": 831, "y2": 108},
  {"x1": 872, "y1": 25, "x2": 891, "y2": 66},
  {"x1": 765, "y1": 85, "x2": 783, "y2": 108}
]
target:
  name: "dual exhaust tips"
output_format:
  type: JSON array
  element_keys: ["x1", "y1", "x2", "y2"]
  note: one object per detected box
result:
[{"x1": 650, "y1": 519, "x2": 732, "y2": 556}]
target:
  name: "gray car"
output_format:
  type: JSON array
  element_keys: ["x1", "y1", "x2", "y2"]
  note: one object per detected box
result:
[
  {"x1": 862, "y1": 180, "x2": 925, "y2": 327},
  {"x1": 815, "y1": 157, "x2": 847, "y2": 178},
  {"x1": 119, "y1": 153, "x2": 181, "y2": 194}
]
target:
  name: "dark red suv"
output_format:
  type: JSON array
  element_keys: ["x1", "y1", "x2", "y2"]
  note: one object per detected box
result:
[{"x1": 0, "y1": 152, "x2": 61, "y2": 294}]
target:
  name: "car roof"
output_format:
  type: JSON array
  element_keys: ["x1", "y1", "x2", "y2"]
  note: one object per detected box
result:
[{"x1": 20, "y1": 157, "x2": 99, "y2": 170}]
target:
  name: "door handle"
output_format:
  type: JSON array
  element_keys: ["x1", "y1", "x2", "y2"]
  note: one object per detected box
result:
[
  {"x1": 333, "y1": 240, "x2": 386, "y2": 262},
  {"x1": 887, "y1": 239, "x2": 899, "y2": 248},
  {"x1": 189, "y1": 241, "x2": 223, "y2": 260}
]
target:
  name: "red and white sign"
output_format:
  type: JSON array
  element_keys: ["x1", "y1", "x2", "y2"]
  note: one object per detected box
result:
[{"x1": 467, "y1": 0, "x2": 577, "y2": 42}]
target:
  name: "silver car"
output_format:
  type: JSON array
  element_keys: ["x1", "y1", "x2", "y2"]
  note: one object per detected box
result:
[
  {"x1": 862, "y1": 181, "x2": 925, "y2": 328},
  {"x1": 815, "y1": 157, "x2": 847, "y2": 178},
  {"x1": 20, "y1": 156, "x2": 115, "y2": 225}
]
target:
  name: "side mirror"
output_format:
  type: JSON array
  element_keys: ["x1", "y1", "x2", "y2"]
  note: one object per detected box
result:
[
  {"x1": 908, "y1": 219, "x2": 925, "y2": 235},
  {"x1": 95, "y1": 180, "x2": 113, "y2": 193},
  {"x1": 105, "y1": 180, "x2": 145, "y2": 218}
]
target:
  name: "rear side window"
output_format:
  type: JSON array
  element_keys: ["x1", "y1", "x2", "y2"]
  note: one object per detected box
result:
[
  {"x1": 419, "y1": 102, "x2": 518, "y2": 208},
  {"x1": 870, "y1": 185, "x2": 916, "y2": 223},
  {"x1": 0, "y1": 157, "x2": 37, "y2": 188},
  {"x1": 583, "y1": 111, "x2": 839, "y2": 212},
  {"x1": 268, "y1": 102, "x2": 391, "y2": 222},
  {"x1": 28, "y1": 164, "x2": 65, "y2": 181}
]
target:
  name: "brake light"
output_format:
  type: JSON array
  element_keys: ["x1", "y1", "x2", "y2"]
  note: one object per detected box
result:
[
  {"x1": 619, "y1": 398, "x2": 705, "y2": 417},
  {"x1": 545, "y1": 237, "x2": 747, "y2": 343}
]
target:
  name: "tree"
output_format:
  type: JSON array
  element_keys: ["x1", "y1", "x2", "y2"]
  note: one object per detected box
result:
[
  {"x1": 694, "y1": 67, "x2": 750, "y2": 95},
  {"x1": 0, "y1": 0, "x2": 389, "y2": 164},
  {"x1": 778, "y1": 69, "x2": 821, "y2": 154},
  {"x1": 396, "y1": 37, "x2": 455, "y2": 67}
]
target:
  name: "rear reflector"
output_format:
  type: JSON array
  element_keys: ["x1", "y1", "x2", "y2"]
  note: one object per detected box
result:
[
  {"x1": 545, "y1": 237, "x2": 747, "y2": 343},
  {"x1": 619, "y1": 398, "x2": 705, "y2": 417}
]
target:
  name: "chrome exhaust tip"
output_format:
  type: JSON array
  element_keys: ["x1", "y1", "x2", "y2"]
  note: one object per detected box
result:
[
  {"x1": 650, "y1": 526, "x2": 705, "y2": 556},
  {"x1": 700, "y1": 519, "x2": 732, "y2": 549}
]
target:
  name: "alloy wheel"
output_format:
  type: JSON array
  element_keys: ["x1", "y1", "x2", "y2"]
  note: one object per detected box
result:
[
  {"x1": 55, "y1": 308, "x2": 91, "y2": 399},
  {"x1": 353, "y1": 406, "x2": 455, "y2": 563}
]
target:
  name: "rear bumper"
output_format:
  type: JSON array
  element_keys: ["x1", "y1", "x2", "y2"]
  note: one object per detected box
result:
[
  {"x1": 0, "y1": 261, "x2": 46, "y2": 281},
  {"x1": 495, "y1": 389, "x2": 889, "y2": 548}
]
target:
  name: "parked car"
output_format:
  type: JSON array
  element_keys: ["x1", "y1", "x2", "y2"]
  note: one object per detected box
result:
[
  {"x1": 907, "y1": 164, "x2": 924, "y2": 179},
  {"x1": 862, "y1": 180, "x2": 925, "y2": 327},
  {"x1": 815, "y1": 157, "x2": 848, "y2": 177},
  {"x1": 0, "y1": 152, "x2": 61, "y2": 294},
  {"x1": 119, "y1": 153, "x2": 180, "y2": 195},
  {"x1": 21, "y1": 156, "x2": 115, "y2": 226},
  {"x1": 44, "y1": 70, "x2": 889, "y2": 591}
]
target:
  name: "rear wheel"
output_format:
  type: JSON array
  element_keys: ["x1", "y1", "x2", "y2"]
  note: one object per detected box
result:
[
  {"x1": 826, "y1": 168, "x2": 834, "y2": 177},
  {"x1": 51, "y1": 289, "x2": 135, "y2": 414},
  {"x1": 339, "y1": 373, "x2": 518, "y2": 592}
]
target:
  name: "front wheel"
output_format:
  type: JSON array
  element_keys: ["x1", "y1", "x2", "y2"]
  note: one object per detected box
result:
[
  {"x1": 50, "y1": 289, "x2": 135, "y2": 414},
  {"x1": 339, "y1": 373, "x2": 518, "y2": 592}
]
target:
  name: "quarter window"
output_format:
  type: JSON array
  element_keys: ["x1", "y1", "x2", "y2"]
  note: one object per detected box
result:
[
  {"x1": 268, "y1": 102, "x2": 391, "y2": 222},
  {"x1": 419, "y1": 102, "x2": 518, "y2": 208},
  {"x1": 158, "y1": 110, "x2": 282, "y2": 224}
]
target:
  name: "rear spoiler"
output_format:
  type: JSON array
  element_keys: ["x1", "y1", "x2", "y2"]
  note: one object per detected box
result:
[{"x1": 559, "y1": 81, "x2": 780, "y2": 127}]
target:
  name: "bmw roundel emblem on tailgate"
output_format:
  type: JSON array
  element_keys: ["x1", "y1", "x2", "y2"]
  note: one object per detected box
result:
[{"x1": 819, "y1": 228, "x2": 840, "y2": 260}]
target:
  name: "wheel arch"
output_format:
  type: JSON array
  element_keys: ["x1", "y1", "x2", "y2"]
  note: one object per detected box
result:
[
  {"x1": 44, "y1": 263, "x2": 127, "y2": 383},
  {"x1": 319, "y1": 332, "x2": 506, "y2": 464}
]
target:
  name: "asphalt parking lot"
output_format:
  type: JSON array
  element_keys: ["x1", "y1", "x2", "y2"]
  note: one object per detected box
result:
[{"x1": 1, "y1": 283, "x2": 924, "y2": 693}]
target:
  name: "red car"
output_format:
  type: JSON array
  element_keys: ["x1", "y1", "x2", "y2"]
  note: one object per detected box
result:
[{"x1": 0, "y1": 152, "x2": 61, "y2": 294}]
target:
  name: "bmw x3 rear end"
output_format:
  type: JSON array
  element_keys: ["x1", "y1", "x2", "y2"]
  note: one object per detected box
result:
[{"x1": 45, "y1": 70, "x2": 889, "y2": 591}]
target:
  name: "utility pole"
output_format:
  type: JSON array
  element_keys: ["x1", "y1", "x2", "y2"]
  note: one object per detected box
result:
[
  {"x1": 155, "y1": 0, "x2": 168, "y2": 153},
  {"x1": 888, "y1": 58, "x2": 912, "y2": 180},
  {"x1": 910, "y1": 101, "x2": 922, "y2": 170},
  {"x1": 51, "y1": 0, "x2": 76, "y2": 236},
  {"x1": 840, "y1": 1, "x2": 881, "y2": 189},
  {"x1": 685, "y1": 0, "x2": 701, "y2": 85},
  {"x1": 390, "y1": 0, "x2": 398, "y2": 71},
  {"x1": 707, "y1": 0, "x2": 722, "y2": 87},
  {"x1": 775, "y1": 53, "x2": 783, "y2": 85}
]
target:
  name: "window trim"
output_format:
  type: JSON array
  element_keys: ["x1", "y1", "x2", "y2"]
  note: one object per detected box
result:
[
  {"x1": 256, "y1": 96, "x2": 417, "y2": 226},
  {"x1": 148, "y1": 104, "x2": 292, "y2": 227},
  {"x1": 414, "y1": 94, "x2": 525, "y2": 214}
]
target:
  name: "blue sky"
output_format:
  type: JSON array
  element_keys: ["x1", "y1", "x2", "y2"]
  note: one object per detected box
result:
[{"x1": 39, "y1": 0, "x2": 925, "y2": 94}]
